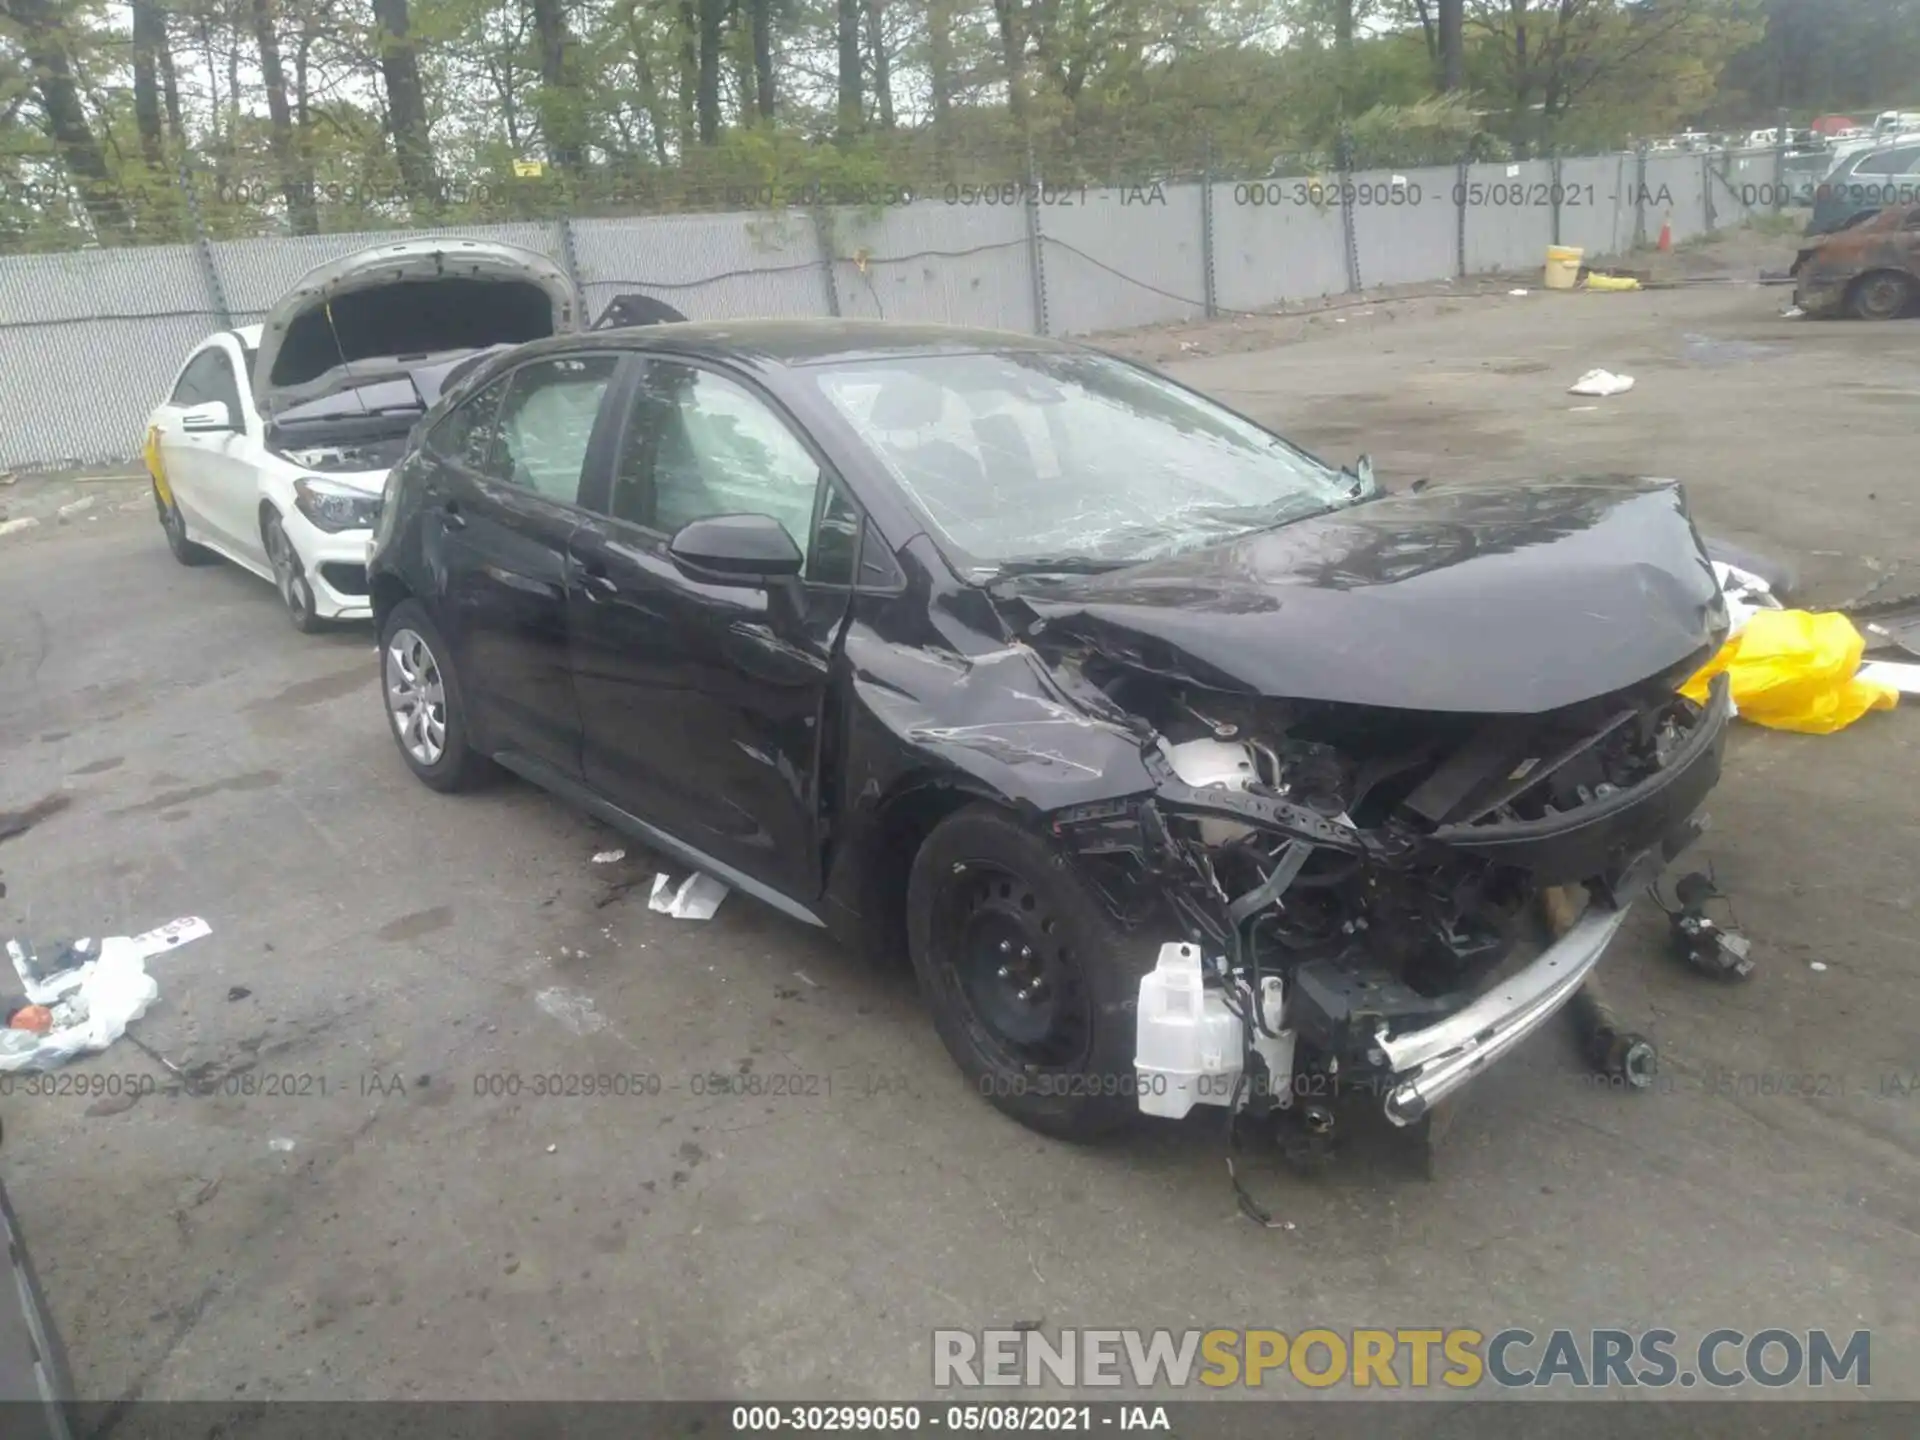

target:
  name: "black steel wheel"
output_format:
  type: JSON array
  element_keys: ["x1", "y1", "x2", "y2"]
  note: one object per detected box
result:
[{"x1": 907, "y1": 804, "x2": 1162, "y2": 1140}]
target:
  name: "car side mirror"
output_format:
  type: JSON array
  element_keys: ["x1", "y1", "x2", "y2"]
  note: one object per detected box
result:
[
  {"x1": 668, "y1": 513, "x2": 804, "y2": 586},
  {"x1": 180, "y1": 401, "x2": 235, "y2": 434}
]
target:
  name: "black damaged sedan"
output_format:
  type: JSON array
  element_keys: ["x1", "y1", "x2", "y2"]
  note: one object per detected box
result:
[{"x1": 367, "y1": 320, "x2": 1730, "y2": 1143}]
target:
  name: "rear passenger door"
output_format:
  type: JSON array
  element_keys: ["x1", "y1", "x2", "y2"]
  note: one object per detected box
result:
[{"x1": 422, "y1": 352, "x2": 624, "y2": 777}]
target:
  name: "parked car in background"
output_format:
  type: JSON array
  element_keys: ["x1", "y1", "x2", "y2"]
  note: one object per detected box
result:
[
  {"x1": 1782, "y1": 149, "x2": 1837, "y2": 205},
  {"x1": 1808, "y1": 142, "x2": 1920, "y2": 235},
  {"x1": 142, "y1": 237, "x2": 581, "y2": 631},
  {"x1": 366, "y1": 317, "x2": 1729, "y2": 1144},
  {"x1": 1792, "y1": 201, "x2": 1920, "y2": 319}
]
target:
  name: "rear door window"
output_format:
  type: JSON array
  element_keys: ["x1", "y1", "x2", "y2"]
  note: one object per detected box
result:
[{"x1": 492, "y1": 355, "x2": 622, "y2": 505}]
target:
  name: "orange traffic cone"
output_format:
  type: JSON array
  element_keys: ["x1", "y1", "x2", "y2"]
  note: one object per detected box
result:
[{"x1": 1657, "y1": 211, "x2": 1673, "y2": 252}]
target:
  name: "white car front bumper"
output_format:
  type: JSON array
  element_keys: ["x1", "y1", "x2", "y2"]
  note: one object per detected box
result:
[{"x1": 281, "y1": 504, "x2": 376, "y2": 620}]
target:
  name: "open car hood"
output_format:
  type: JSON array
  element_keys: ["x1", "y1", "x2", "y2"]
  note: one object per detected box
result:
[
  {"x1": 1004, "y1": 478, "x2": 1726, "y2": 715},
  {"x1": 253, "y1": 237, "x2": 580, "y2": 420}
]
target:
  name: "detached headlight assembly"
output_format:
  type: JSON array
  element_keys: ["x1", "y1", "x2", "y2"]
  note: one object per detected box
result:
[{"x1": 293, "y1": 476, "x2": 381, "y2": 533}]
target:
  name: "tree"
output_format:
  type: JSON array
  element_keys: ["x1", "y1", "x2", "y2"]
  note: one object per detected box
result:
[
  {"x1": 745, "y1": 0, "x2": 774, "y2": 119},
  {"x1": 835, "y1": 0, "x2": 862, "y2": 135},
  {"x1": 130, "y1": 0, "x2": 166, "y2": 165},
  {"x1": 1439, "y1": 0, "x2": 1462, "y2": 90},
  {"x1": 695, "y1": 0, "x2": 722, "y2": 142},
  {"x1": 866, "y1": 0, "x2": 893, "y2": 127},
  {"x1": 1468, "y1": 0, "x2": 1761, "y2": 154},
  {"x1": 4, "y1": 0, "x2": 130, "y2": 236},
  {"x1": 249, "y1": 0, "x2": 318, "y2": 231},
  {"x1": 530, "y1": 0, "x2": 582, "y2": 168},
  {"x1": 928, "y1": 0, "x2": 955, "y2": 128},
  {"x1": 371, "y1": 0, "x2": 438, "y2": 206}
]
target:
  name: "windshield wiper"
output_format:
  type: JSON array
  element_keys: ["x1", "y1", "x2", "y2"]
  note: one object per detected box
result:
[{"x1": 989, "y1": 555, "x2": 1135, "y2": 579}]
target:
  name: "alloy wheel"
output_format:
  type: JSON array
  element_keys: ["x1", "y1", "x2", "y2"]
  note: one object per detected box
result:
[
  {"x1": 385, "y1": 628, "x2": 448, "y2": 767},
  {"x1": 264, "y1": 518, "x2": 311, "y2": 619}
]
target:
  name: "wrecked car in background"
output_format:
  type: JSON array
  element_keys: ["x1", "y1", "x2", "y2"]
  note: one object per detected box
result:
[
  {"x1": 143, "y1": 237, "x2": 581, "y2": 631},
  {"x1": 365, "y1": 320, "x2": 1729, "y2": 1148},
  {"x1": 1792, "y1": 201, "x2": 1920, "y2": 319}
]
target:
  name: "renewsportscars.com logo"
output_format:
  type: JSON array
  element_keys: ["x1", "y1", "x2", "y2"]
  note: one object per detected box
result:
[{"x1": 933, "y1": 1327, "x2": 1872, "y2": 1391}]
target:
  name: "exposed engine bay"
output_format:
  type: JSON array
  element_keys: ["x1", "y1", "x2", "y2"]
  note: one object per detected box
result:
[
  {"x1": 1045, "y1": 651, "x2": 1730, "y2": 1139},
  {"x1": 276, "y1": 435, "x2": 412, "y2": 475}
]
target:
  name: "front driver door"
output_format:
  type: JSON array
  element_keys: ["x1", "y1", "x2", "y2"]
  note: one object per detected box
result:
[
  {"x1": 424, "y1": 352, "x2": 623, "y2": 777},
  {"x1": 157, "y1": 341, "x2": 259, "y2": 557},
  {"x1": 567, "y1": 358, "x2": 859, "y2": 904}
]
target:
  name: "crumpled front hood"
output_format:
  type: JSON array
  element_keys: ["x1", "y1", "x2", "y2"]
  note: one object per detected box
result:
[
  {"x1": 1006, "y1": 478, "x2": 1725, "y2": 715},
  {"x1": 254, "y1": 237, "x2": 579, "y2": 420}
]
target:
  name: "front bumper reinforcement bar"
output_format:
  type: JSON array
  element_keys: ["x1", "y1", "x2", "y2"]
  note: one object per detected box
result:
[{"x1": 1375, "y1": 903, "x2": 1632, "y2": 1127}]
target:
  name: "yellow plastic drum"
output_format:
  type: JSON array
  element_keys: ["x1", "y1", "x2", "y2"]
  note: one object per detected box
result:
[{"x1": 1544, "y1": 245, "x2": 1584, "y2": 290}]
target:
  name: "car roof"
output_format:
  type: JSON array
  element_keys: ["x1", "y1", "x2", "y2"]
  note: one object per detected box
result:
[{"x1": 543, "y1": 317, "x2": 1083, "y2": 368}]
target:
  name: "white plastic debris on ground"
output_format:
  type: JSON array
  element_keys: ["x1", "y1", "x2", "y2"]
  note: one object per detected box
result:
[
  {"x1": 534, "y1": 986, "x2": 609, "y2": 1035},
  {"x1": 1568, "y1": 368, "x2": 1635, "y2": 396},
  {"x1": 1856, "y1": 661, "x2": 1920, "y2": 695},
  {"x1": 591, "y1": 849, "x2": 626, "y2": 864},
  {"x1": 1713, "y1": 561, "x2": 1784, "y2": 638},
  {"x1": 648, "y1": 872, "x2": 729, "y2": 920},
  {"x1": 1, "y1": 916, "x2": 211, "y2": 1071}
]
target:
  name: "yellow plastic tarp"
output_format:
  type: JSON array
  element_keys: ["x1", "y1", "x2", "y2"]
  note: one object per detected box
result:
[{"x1": 1682, "y1": 609, "x2": 1899, "y2": 734}]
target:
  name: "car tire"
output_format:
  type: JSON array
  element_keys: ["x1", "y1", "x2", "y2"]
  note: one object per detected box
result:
[
  {"x1": 1847, "y1": 269, "x2": 1913, "y2": 321},
  {"x1": 262, "y1": 510, "x2": 325, "y2": 633},
  {"x1": 154, "y1": 483, "x2": 214, "y2": 566},
  {"x1": 379, "y1": 598, "x2": 492, "y2": 793},
  {"x1": 906, "y1": 803, "x2": 1160, "y2": 1141}
]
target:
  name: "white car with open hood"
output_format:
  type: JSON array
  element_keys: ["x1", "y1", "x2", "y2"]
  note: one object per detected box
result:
[{"x1": 141, "y1": 237, "x2": 581, "y2": 630}]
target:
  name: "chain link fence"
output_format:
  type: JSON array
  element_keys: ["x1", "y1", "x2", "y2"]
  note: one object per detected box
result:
[{"x1": 0, "y1": 144, "x2": 1787, "y2": 472}]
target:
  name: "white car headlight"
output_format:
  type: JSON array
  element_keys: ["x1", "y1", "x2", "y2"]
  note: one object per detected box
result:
[{"x1": 293, "y1": 476, "x2": 381, "y2": 533}]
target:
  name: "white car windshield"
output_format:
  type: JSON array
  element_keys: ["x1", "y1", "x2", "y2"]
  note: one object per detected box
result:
[{"x1": 813, "y1": 351, "x2": 1354, "y2": 571}]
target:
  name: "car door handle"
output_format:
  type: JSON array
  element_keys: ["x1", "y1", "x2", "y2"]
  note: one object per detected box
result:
[
  {"x1": 439, "y1": 499, "x2": 467, "y2": 531},
  {"x1": 579, "y1": 568, "x2": 619, "y2": 601}
]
